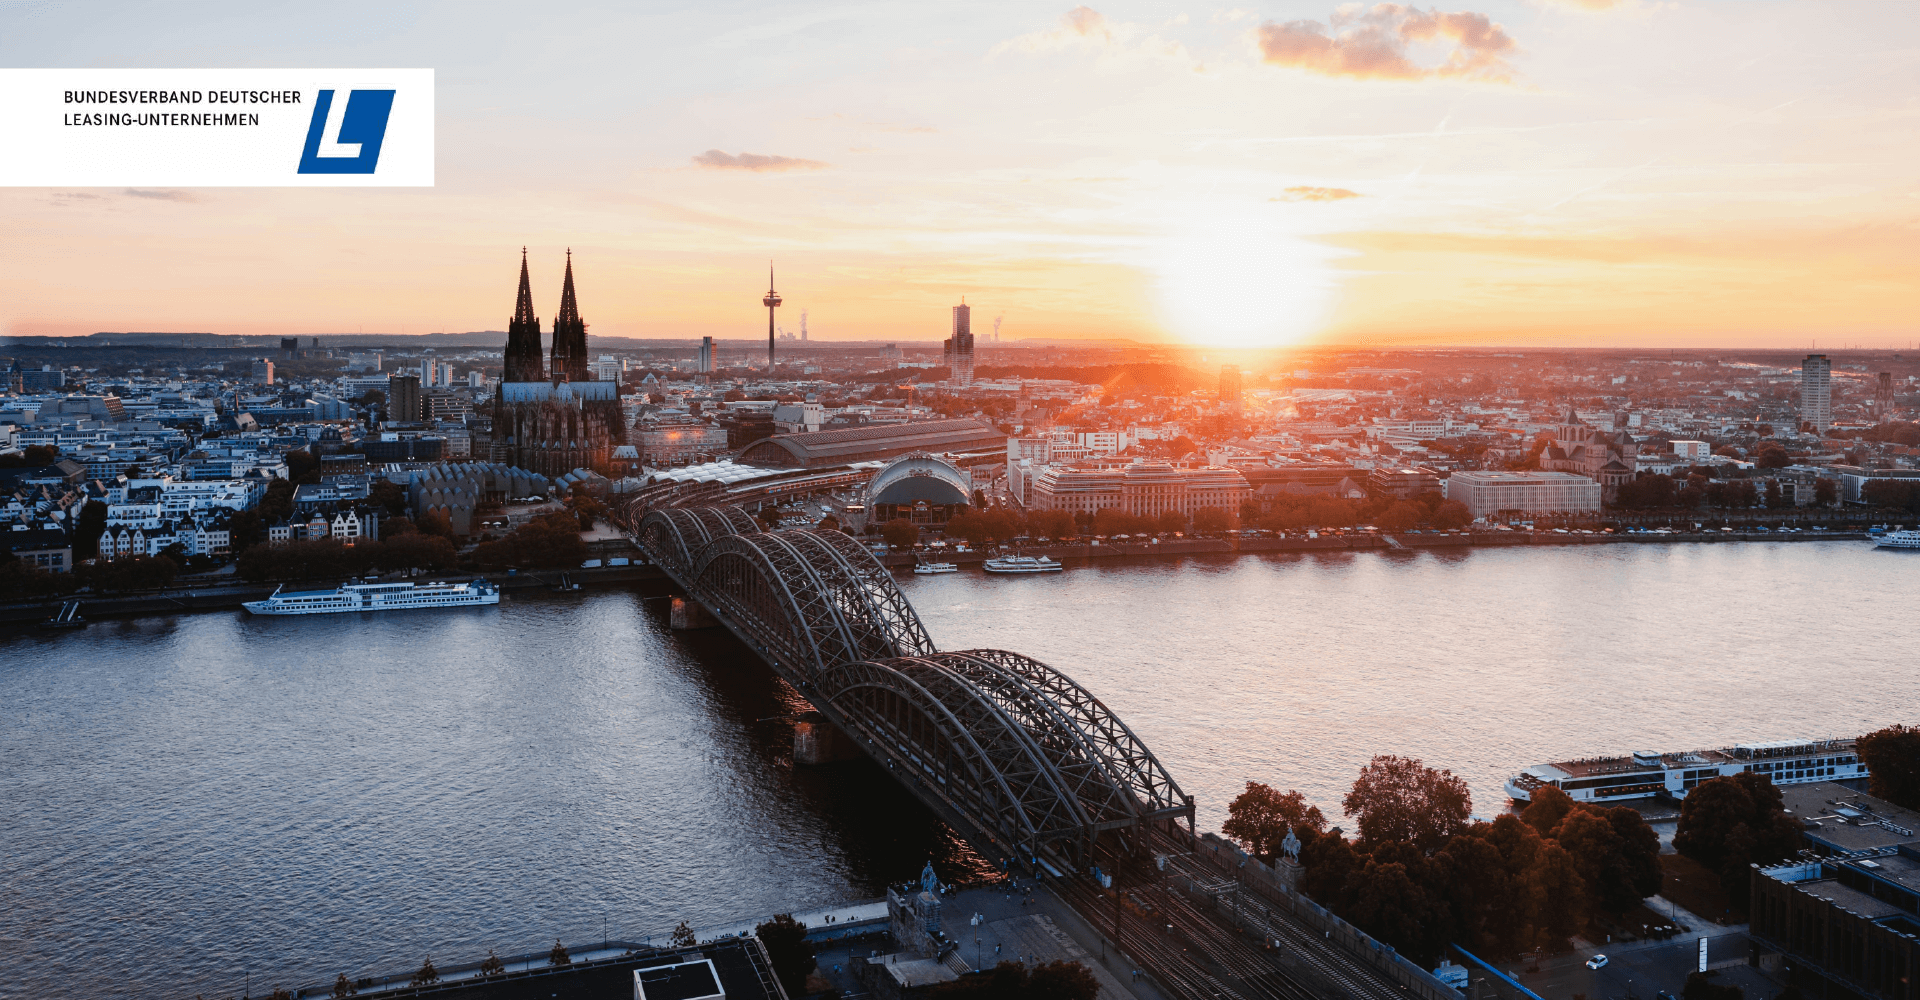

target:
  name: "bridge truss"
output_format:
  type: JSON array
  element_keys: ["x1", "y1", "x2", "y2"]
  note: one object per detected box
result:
[{"x1": 622, "y1": 489, "x2": 1194, "y2": 869}]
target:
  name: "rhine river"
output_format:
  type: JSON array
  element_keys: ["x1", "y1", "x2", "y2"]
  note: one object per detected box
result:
[{"x1": 3, "y1": 541, "x2": 1913, "y2": 997}]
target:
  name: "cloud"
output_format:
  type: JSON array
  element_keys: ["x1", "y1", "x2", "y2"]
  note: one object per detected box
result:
[
  {"x1": 690, "y1": 150, "x2": 828, "y2": 172},
  {"x1": 1538, "y1": 0, "x2": 1621, "y2": 9},
  {"x1": 1256, "y1": 4, "x2": 1519, "y2": 83},
  {"x1": 1272, "y1": 186, "x2": 1363, "y2": 202},
  {"x1": 992, "y1": 7, "x2": 1196, "y2": 66},
  {"x1": 1063, "y1": 5, "x2": 1112, "y2": 40},
  {"x1": 122, "y1": 189, "x2": 197, "y2": 201}
]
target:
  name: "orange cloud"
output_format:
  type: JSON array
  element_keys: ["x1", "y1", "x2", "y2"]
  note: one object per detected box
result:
[
  {"x1": 690, "y1": 150, "x2": 827, "y2": 172},
  {"x1": 1257, "y1": 4, "x2": 1519, "y2": 83},
  {"x1": 1273, "y1": 186, "x2": 1363, "y2": 201}
]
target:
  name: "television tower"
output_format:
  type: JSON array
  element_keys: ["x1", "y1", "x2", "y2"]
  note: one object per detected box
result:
[{"x1": 762, "y1": 262, "x2": 782, "y2": 370}]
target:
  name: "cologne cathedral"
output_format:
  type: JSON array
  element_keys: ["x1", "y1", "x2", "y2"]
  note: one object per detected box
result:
[{"x1": 489, "y1": 249, "x2": 623, "y2": 477}]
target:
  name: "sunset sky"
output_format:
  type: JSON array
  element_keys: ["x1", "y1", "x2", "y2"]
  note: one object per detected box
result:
[{"x1": 2, "y1": 0, "x2": 1916, "y2": 348}]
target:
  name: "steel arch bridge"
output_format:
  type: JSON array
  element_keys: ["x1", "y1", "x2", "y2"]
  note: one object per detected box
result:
[{"x1": 626, "y1": 492, "x2": 1194, "y2": 869}]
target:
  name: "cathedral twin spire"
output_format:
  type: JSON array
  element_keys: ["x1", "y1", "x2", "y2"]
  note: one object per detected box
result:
[{"x1": 502, "y1": 248, "x2": 591, "y2": 383}]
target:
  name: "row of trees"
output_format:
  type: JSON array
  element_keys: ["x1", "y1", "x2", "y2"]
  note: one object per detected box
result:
[
  {"x1": 2, "y1": 551, "x2": 183, "y2": 598},
  {"x1": 1249, "y1": 490, "x2": 1472, "y2": 533},
  {"x1": 471, "y1": 512, "x2": 590, "y2": 569},
  {"x1": 236, "y1": 532, "x2": 460, "y2": 582},
  {"x1": 1614, "y1": 472, "x2": 1839, "y2": 511},
  {"x1": 1225, "y1": 755, "x2": 1660, "y2": 961}
]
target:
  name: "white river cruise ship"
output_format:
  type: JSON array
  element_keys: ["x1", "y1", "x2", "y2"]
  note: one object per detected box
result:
[
  {"x1": 1505, "y1": 738, "x2": 1868, "y2": 804},
  {"x1": 244, "y1": 579, "x2": 500, "y2": 615}
]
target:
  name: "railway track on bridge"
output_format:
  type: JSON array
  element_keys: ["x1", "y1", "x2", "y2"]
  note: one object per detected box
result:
[{"x1": 617, "y1": 486, "x2": 1423, "y2": 1000}]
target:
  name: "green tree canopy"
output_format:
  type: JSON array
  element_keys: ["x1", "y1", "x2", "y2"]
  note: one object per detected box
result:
[
  {"x1": 754, "y1": 914, "x2": 815, "y2": 997},
  {"x1": 1857, "y1": 724, "x2": 1920, "y2": 809}
]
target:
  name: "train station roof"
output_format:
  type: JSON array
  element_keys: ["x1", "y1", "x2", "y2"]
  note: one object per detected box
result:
[{"x1": 737, "y1": 418, "x2": 1005, "y2": 468}]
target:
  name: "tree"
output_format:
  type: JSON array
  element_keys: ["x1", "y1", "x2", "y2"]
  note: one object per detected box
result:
[
  {"x1": 369, "y1": 479, "x2": 408, "y2": 516},
  {"x1": 1378, "y1": 500, "x2": 1425, "y2": 532},
  {"x1": 1223, "y1": 782, "x2": 1327, "y2": 862},
  {"x1": 72, "y1": 500, "x2": 109, "y2": 560},
  {"x1": 480, "y1": 950, "x2": 505, "y2": 977},
  {"x1": 1756, "y1": 442, "x2": 1790, "y2": 469},
  {"x1": 1857, "y1": 724, "x2": 1920, "y2": 809},
  {"x1": 754, "y1": 914, "x2": 815, "y2": 997},
  {"x1": 1521, "y1": 841, "x2": 1588, "y2": 945},
  {"x1": 1192, "y1": 507, "x2": 1231, "y2": 534},
  {"x1": 0, "y1": 444, "x2": 58, "y2": 468},
  {"x1": 1025, "y1": 960, "x2": 1101, "y2": 1000},
  {"x1": 1674, "y1": 772, "x2": 1802, "y2": 906},
  {"x1": 408, "y1": 957, "x2": 439, "y2": 987},
  {"x1": 880, "y1": 518, "x2": 919, "y2": 549},
  {"x1": 329, "y1": 973, "x2": 358, "y2": 998},
  {"x1": 286, "y1": 448, "x2": 321, "y2": 482},
  {"x1": 927, "y1": 960, "x2": 1099, "y2": 1000},
  {"x1": 670, "y1": 921, "x2": 697, "y2": 947},
  {"x1": 1430, "y1": 500, "x2": 1472, "y2": 530},
  {"x1": 1342, "y1": 858, "x2": 1444, "y2": 959},
  {"x1": 1520, "y1": 785, "x2": 1576, "y2": 837},
  {"x1": 1814, "y1": 478, "x2": 1837, "y2": 506},
  {"x1": 1683, "y1": 972, "x2": 1744, "y2": 1000},
  {"x1": 1551, "y1": 806, "x2": 1648, "y2": 914},
  {"x1": 548, "y1": 939, "x2": 571, "y2": 967},
  {"x1": 1342, "y1": 755, "x2": 1473, "y2": 853}
]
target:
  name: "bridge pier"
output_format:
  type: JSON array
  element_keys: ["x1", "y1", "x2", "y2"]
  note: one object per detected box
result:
[
  {"x1": 793, "y1": 712, "x2": 862, "y2": 765},
  {"x1": 669, "y1": 596, "x2": 718, "y2": 630}
]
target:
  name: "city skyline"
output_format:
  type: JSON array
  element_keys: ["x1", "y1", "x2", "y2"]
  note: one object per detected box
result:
[{"x1": 3, "y1": 1, "x2": 1918, "y2": 348}]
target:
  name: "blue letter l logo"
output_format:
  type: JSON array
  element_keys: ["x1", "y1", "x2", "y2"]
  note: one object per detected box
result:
[{"x1": 298, "y1": 89, "x2": 396, "y2": 174}]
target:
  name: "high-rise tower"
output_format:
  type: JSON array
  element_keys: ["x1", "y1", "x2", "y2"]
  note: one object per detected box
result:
[
  {"x1": 1219, "y1": 364, "x2": 1243, "y2": 416},
  {"x1": 763, "y1": 263, "x2": 782, "y2": 370},
  {"x1": 944, "y1": 300, "x2": 975, "y2": 387},
  {"x1": 1801, "y1": 353, "x2": 1831, "y2": 433},
  {"x1": 504, "y1": 248, "x2": 544, "y2": 383},
  {"x1": 550, "y1": 249, "x2": 590, "y2": 382}
]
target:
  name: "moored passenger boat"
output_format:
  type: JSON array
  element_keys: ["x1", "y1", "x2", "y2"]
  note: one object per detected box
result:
[
  {"x1": 1505, "y1": 738, "x2": 1868, "y2": 804},
  {"x1": 982, "y1": 555, "x2": 1063, "y2": 574},
  {"x1": 244, "y1": 579, "x2": 501, "y2": 615}
]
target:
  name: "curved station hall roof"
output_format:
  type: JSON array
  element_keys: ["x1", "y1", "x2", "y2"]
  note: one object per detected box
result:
[
  {"x1": 737, "y1": 418, "x2": 1004, "y2": 469},
  {"x1": 867, "y1": 452, "x2": 970, "y2": 507}
]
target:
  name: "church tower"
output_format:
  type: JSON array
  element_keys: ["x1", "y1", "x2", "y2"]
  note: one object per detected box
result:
[
  {"x1": 503, "y1": 249, "x2": 544, "y2": 383},
  {"x1": 550, "y1": 249, "x2": 590, "y2": 382}
]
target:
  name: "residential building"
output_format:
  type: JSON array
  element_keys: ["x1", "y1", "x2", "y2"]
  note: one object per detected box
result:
[
  {"x1": 1802, "y1": 353, "x2": 1833, "y2": 433},
  {"x1": 589, "y1": 355, "x2": 623, "y2": 382},
  {"x1": 1220, "y1": 365, "x2": 1242, "y2": 416},
  {"x1": 388, "y1": 374, "x2": 423, "y2": 423},
  {"x1": 250, "y1": 358, "x2": 275, "y2": 384},
  {"x1": 698, "y1": 336, "x2": 714, "y2": 373},
  {"x1": 1028, "y1": 460, "x2": 1251, "y2": 519},
  {"x1": 943, "y1": 302, "x2": 975, "y2": 387},
  {"x1": 1672, "y1": 440, "x2": 1711, "y2": 460},
  {"x1": 1368, "y1": 466, "x2": 1443, "y2": 500},
  {"x1": 634, "y1": 421, "x2": 730, "y2": 467},
  {"x1": 6, "y1": 527, "x2": 72, "y2": 572},
  {"x1": 1443, "y1": 471, "x2": 1603, "y2": 519}
]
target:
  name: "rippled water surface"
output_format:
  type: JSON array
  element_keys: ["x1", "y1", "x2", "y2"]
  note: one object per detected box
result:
[{"x1": 4, "y1": 541, "x2": 1914, "y2": 997}]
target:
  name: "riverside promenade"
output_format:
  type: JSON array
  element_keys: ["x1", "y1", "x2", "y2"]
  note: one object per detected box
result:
[{"x1": 879, "y1": 527, "x2": 1870, "y2": 567}]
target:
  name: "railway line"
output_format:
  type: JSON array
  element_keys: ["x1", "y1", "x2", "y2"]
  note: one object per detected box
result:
[{"x1": 1046, "y1": 828, "x2": 1413, "y2": 1000}]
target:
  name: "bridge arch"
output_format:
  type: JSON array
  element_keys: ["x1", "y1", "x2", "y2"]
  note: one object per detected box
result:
[
  {"x1": 637, "y1": 505, "x2": 758, "y2": 578},
  {"x1": 685, "y1": 529, "x2": 935, "y2": 678},
  {"x1": 818, "y1": 650, "x2": 1190, "y2": 864}
]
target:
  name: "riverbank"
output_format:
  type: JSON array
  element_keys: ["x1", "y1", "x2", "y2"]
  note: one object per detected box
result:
[
  {"x1": 0, "y1": 564, "x2": 665, "y2": 625},
  {"x1": 878, "y1": 529, "x2": 1870, "y2": 567}
]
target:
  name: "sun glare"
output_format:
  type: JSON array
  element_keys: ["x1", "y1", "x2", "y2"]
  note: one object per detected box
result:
[{"x1": 1150, "y1": 219, "x2": 1346, "y2": 348}]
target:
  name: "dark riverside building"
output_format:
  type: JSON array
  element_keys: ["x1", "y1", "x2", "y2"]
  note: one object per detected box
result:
[{"x1": 1751, "y1": 847, "x2": 1920, "y2": 1000}]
